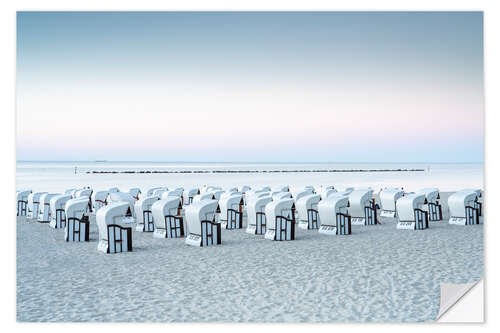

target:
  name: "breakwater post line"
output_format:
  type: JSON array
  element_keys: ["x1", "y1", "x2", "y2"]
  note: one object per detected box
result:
[{"x1": 86, "y1": 168, "x2": 425, "y2": 174}]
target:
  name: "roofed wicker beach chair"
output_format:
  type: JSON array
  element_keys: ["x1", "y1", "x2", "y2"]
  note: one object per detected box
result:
[
  {"x1": 64, "y1": 197, "x2": 91, "y2": 241},
  {"x1": 16, "y1": 190, "x2": 31, "y2": 217},
  {"x1": 91, "y1": 190, "x2": 109, "y2": 212},
  {"x1": 128, "y1": 188, "x2": 142, "y2": 201},
  {"x1": 96, "y1": 202, "x2": 133, "y2": 253},
  {"x1": 396, "y1": 194, "x2": 428, "y2": 230},
  {"x1": 246, "y1": 195, "x2": 273, "y2": 235},
  {"x1": 264, "y1": 198, "x2": 295, "y2": 241},
  {"x1": 296, "y1": 194, "x2": 321, "y2": 230},
  {"x1": 219, "y1": 193, "x2": 244, "y2": 229},
  {"x1": 192, "y1": 192, "x2": 216, "y2": 203},
  {"x1": 379, "y1": 188, "x2": 405, "y2": 218},
  {"x1": 107, "y1": 192, "x2": 137, "y2": 223},
  {"x1": 417, "y1": 188, "x2": 442, "y2": 221},
  {"x1": 49, "y1": 194, "x2": 72, "y2": 228},
  {"x1": 318, "y1": 194, "x2": 351, "y2": 235},
  {"x1": 26, "y1": 192, "x2": 47, "y2": 219},
  {"x1": 183, "y1": 188, "x2": 200, "y2": 206},
  {"x1": 37, "y1": 193, "x2": 59, "y2": 223},
  {"x1": 448, "y1": 189, "x2": 482, "y2": 225},
  {"x1": 185, "y1": 200, "x2": 221, "y2": 247},
  {"x1": 134, "y1": 196, "x2": 160, "y2": 232},
  {"x1": 348, "y1": 189, "x2": 378, "y2": 225},
  {"x1": 152, "y1": 197, "x2": 184, "y2": 238}
]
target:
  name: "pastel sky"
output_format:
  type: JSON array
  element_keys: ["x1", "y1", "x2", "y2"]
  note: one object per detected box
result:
[{"x1": 16, "y1": 12, "x2": 484, "y2": 162}]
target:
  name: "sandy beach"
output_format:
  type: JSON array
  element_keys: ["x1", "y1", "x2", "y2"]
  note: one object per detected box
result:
[{"x1": 16, "y1": 192, "x2": 483, "y2": 322}]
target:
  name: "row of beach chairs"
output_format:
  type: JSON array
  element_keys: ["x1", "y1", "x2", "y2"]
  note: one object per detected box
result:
[{"x1": 16, "y1": 185, "x2": 483, "y2": 253}]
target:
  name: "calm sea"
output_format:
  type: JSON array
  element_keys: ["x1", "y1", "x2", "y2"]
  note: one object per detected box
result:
[{"x1": 16, "y1": 161, "x2": 483, "y2": 193}]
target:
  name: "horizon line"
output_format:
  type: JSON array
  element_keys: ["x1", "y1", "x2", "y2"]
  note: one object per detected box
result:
[{"x1": 16, "y1": 160, "x2": 484, "y2": 164}]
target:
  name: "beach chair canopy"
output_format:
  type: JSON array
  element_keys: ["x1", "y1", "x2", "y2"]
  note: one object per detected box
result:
[
  {"x1": 185, "y1": 200, "x2": 220, "y2": 235},
  {"x1": 396, "y1": 194, "x2": 426, "y2": 221},
  {"x1": 265, "y1": 198, "x2": 294, "y2": 223},
  {"x1": 380, "y1": 188, "x2": 405, "y2": 211},
  {"x1": 50, "y1": 194, "x2": 72, "y2": 217},
  {"x1": 348, "y1": 189, "x2": 374, "y2": 217},
  {"x1": 17, "y1": 190, "x2": 31, "y2": 202},
  {"x1": 28, "y1": 192, "x2": 47, "y2": 207},
  {"x1": 152, "y1": 197, "x2": 182, "y2": 228},
  {"x1": 134, "y1": 196, "x2": 160, "y2": 224},
  {"x1": 247, "y1": 195, "x2": 273, "y2": 225},
  {"x1": 296, "y1": 194, "x2": 321, "y2": 221},
  {"x1": 417, "y1": 188, "x2": 440, "y2": 203},
  {"x1": 128, "y1": 188, "x2": 141, "y2": 199},
  {"x1": 240, "y1": 185, "x2": 251, "y2": 193},
  {"x1": 272, "y1": 192, "x2": 292, "y2": 201},
  {"x1": 92, "y1": 190, "x2": 109, "y2": 203},
  {"x1": 75, "y1": 189, "x2": 92, "y2": 198},
  {"x1": 65, "y1": 197, "x2": 90, "y2": 220},
  {"x1": 448, "y1": 190, "x2": 479, "y2": 218},
  {"x1": 318, "y1": 195, "x2": 349, "y2": 226},
  {"x1": 193, "y1": 192, "x2": 216, "y2": 203},
  {"x1": 219, "y1": 194, "x2": 243, "y2": 220}
]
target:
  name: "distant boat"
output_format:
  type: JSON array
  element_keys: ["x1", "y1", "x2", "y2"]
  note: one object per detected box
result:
[{"x1": 94, "y1": 160, "x2": 108, "y2": 163}]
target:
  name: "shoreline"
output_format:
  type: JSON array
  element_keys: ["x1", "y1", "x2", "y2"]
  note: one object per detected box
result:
[{"x1": 86, "y1": 168, "x2": 425, "y2": 174}]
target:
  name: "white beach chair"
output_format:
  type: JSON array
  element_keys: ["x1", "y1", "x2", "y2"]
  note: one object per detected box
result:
[
  {"x1": 348, "y1": 189, "x2": 378, "y2": 225},
  {"x1": 319, "y1": 188, "x2": 338, "y2": 200},
  {"x1": 96, "y1": 202, "x2": 133, "y2": 253},
  {"x1": 37, "y1": 193, "x2": 59, "y2": 223},
  {"x1": 379, "y1": 188, "x2": 405, "y2": 218},
  {"x1": 16, "y1": 190, "x2": 31, "y2": 217},
  {"x1": 75, "y1": 189, "x2": 93, "y2": 199},
  {"x1": 192, "y1": 193, "x2": 216, "y2": 203},
  {"x1": 134, "y1": 196, "x2": 160, "y2": 232},
  {"x1": 183, "y1": 188, "x2": 200, "y2": 206},
  {"x1": 246, "y1": 195, "x2": 273, "y2": 235},
  {"x1": 91, "y1": 190, "x2": 109, "y2": 212},
  {"x1": 296, "y1": 194, "x2": 321, "y2": 230},
  {"x1": 219, "y1": 194, "x2": 244, "y2": 229},
  {"x1": 396, "y1": 194, "x2": 429, "y2": 230},
  {"x1": 107, "y1": 192, "x2": 136, "y2": 223},
  {"x1": 49, "y1": 194, "x2": 72, "y2": 228},
  {"x1": 448, "y1": 190, "x2": 481, "y2": 225},
  {"x1": 152, "y1": 197, "x2": 184, "y2": 238},
  {"x1": 64, "y1": 198, "x2": 91, "y2": 241},
  {"x1": 292, "y1": 189, "x2": 314, "y2": 202},
  {"x1": 146, "y1": 187, "x2": 162, "y2": 196},
  {"x1": 26, "y1": 192, "x2": 47, "y2": 219},
  {"x1": 417, "y1": 188, "x2": 442, "y2": 221},
  {"x1": 318, "y1": 195, "x2": 351, "y2": 235},
  {"x1": 272, "y1": 191, "x2": 292, "y2": 201},
  {"x1": 264, "y1": 199, "x2": 295, "y2": 241},
  {"x1": 240, "y1": 185, "x2": 251, "y2": 193},
  {"x1": 185, "y1": 200, "x2": 221, "y2": 247},
  {"x1": 128, "y1": 188, "x2": 142, "y2": 201}
]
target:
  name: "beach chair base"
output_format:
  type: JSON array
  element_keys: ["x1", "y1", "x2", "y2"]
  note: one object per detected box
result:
[
  {"x1": 265, "y1": 216, "x2": 295, "y2": 241},
  {"x1": 185, "y1": 220, "x2": 221, "y2": 247},
  {"x1": 98, "y1": 225, "x2": 132, "y2": 253},
  {"x1": 65, "y1": 217, "x2": 90, "y2": 241}
]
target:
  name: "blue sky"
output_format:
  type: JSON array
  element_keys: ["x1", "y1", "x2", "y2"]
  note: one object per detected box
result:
[{"x1": 16, "y1": 12, "x2": 484, "y2": 162}]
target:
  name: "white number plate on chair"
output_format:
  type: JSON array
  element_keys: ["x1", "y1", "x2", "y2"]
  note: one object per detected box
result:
[
  {"x1": 397, "y1": 222, "x2": 415, "y2": 230},
  {"x1": 351, "y1": 218, "x2": 365, "y2": 225},
  {"x1": 185, "y1": 234, "x2": 201, "y2": 246},
  {"x1": 318, "y1": 225, "x2": 337, "y2": 235},
  {"x1": 449, "y1": 217, "x2": 466, "y2": 225}
]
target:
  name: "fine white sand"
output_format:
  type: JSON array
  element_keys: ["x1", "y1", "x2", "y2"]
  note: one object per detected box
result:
[{"x1": 16, "y1": 192, "x2": 483, "y2": 322}]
